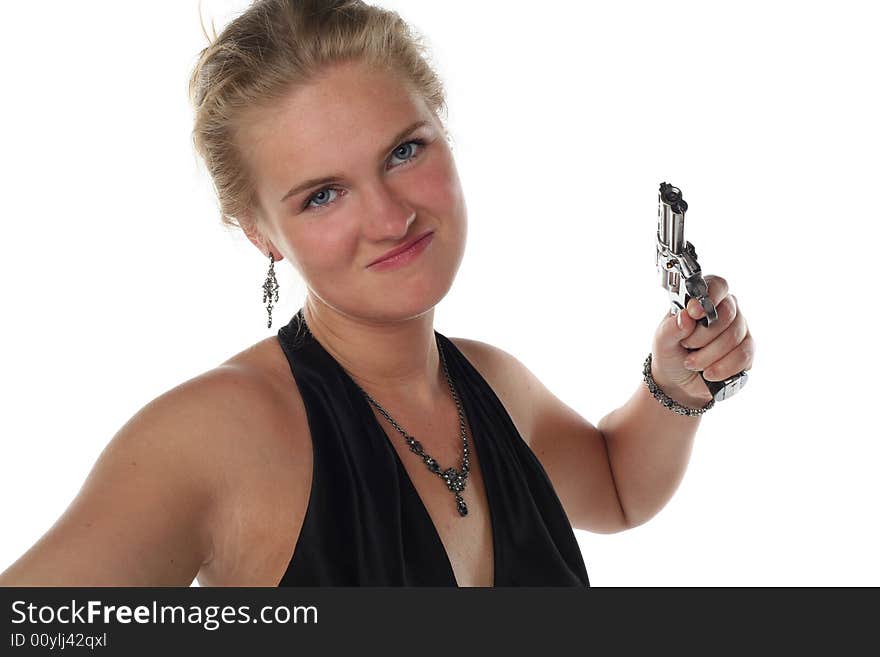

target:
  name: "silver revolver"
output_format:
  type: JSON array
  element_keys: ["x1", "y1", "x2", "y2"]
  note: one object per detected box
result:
[{"x1": 656, "y1": 182, "x2": 748, "y2": 402}]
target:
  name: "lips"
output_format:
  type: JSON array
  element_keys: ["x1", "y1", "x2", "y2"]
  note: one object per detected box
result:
[{"x1": 367, "y1": 230, "x2": 434, "y2": 267}]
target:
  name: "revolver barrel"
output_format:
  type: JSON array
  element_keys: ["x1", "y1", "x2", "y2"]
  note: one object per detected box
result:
[{"x1": 656, "y1": 182, "x2": 706, "y2": 317}]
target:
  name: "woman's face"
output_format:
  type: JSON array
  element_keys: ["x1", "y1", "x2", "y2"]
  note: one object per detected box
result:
[{"x1": 238, "y1": 59, "x2": 468, "y2": 323}]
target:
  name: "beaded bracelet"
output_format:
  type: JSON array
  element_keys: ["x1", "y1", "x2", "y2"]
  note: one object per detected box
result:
[{"x1": 642, "y1": 353, "x2": 715, "y2": 416}]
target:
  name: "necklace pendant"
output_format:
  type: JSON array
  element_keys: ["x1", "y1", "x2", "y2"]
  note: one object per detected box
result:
[
  {"x1": 455, "y1": 493, "x2": 468, "y2": 517},
  {"x1": 442, "y1": 467, "x2": 466, "y2": 493}
]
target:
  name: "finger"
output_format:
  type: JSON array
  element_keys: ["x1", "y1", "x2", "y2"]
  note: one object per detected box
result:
[
  {"x1": 683, "y1": 307, "x2": 748, "y2": 372},
  {"x1": 681, "y1": 294, "x2": 738, "y2": 350},
  {"x1": 686, "y1": 274, "x2": 729, "y2": 319},
  {"x1": 666, "y1": 304, "x2": 698, "y2": 344},
  {"x1": 703, "y1": 331, "x2": 755, "y2": 381}
]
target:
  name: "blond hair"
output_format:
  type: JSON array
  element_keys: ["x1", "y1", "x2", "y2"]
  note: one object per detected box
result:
[{"x1": 188, "y1": 0, "x2": 449, "y2": 234}]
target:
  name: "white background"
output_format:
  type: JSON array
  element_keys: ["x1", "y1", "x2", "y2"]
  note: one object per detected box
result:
[{"x1": 1, "y1": 0, "x2": 877, "y2": 586}]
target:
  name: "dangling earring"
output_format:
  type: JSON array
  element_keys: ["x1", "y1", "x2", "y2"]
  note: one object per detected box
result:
[{"x1": 262, "y1": 251, "x2": 280, "y2": 329}]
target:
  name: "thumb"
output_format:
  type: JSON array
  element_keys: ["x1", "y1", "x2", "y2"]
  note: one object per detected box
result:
[{"x1": 673, "y1": 307, "x2": 698, "y2": 338}]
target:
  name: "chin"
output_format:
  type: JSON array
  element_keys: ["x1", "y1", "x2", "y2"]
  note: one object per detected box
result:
[
  {"x1": 375, "y1": 277, "x2": 453, "y2": 322},
  {"x1": 358, "y1": 265, "x2": 455, "y2": 322}
]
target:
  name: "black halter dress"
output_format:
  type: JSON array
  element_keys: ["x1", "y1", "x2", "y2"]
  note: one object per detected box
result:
[{"x1": 275, "y1": 308, "x2": 590, "y2": 587}]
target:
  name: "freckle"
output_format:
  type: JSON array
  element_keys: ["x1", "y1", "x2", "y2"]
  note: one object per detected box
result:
[{"x1": 130, "y1": 461, "x2": 137, "y2": 466}]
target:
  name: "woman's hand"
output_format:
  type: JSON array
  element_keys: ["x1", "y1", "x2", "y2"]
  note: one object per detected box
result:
[{"x1": 650, "y1": 274, "x2": 756, "y2": 406}]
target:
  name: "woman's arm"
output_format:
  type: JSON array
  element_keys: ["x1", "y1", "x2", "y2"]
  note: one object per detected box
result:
[
  {"x1": 596, "y1": 379, "x2": 704, "y2": 528},
  {"x1": 0, "y1": 371, "x2": 237, "y2": 586}
]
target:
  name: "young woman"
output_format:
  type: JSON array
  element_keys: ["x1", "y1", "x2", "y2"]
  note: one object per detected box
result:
[{"x1": 0, "y1": 0, "x2": 754, "y2": 587}]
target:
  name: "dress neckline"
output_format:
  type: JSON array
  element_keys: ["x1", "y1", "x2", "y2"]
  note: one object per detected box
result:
[{"x1": 292, "y1": 308, "x2": 499, "y2": 587}]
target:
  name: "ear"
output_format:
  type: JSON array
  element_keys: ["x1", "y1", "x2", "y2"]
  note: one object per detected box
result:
[{"x1": 240, "y1": 210, "x2": 283, "y2": 262}]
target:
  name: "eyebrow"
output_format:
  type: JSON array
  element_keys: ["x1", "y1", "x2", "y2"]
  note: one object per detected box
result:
[{"x1": 279, "y1": 120, "x2": 430, "y2": 204}]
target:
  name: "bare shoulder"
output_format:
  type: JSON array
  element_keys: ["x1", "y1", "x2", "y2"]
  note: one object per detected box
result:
[
  {"x1": 111, "y1": 336, "x2": 311, "y2": 586},
  {"x1": 447, "y1": 337, "x2": 541, "y2": 445},
  {"x1": 0, "y1": 338, "x2": 307, "y2": 586},
  {"x1": 101, "y1": 338, "x2": 309, "y2": 586},
  {"x1": 137, "y1": 337, "x2": 298, "y2": 458},
  {"x1": 0, "y1": 344, "x2": 298, "y2": 586},
  {"x1": 195, "y1": 337, "x2": 313, "y2": 586}
]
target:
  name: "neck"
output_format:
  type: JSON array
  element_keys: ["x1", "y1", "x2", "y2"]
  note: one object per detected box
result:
[{"x1": 302, "y1": 293, "x2": 445, "y2": 408}]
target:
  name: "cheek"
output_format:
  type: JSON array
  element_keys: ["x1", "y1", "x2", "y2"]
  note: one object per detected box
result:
[
  {"x1": 290, "y1": 223, "x2": 358, "y2": 274},
  {"x1": 417, "y1": 154, "x2": 464, "y2": 217}
]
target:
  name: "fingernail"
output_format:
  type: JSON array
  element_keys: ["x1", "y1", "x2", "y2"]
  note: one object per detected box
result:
[
  {"x1": 677, "y1": 310, "x2": 684, "y2": 329},
  {"x1": 688, "y1": 302, "x2": 703, "y2": 319}
]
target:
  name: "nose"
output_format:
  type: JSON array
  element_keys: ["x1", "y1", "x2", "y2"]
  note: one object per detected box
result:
[{"x1": 361, "y1": 179, "x2": 416, "y2": 241}]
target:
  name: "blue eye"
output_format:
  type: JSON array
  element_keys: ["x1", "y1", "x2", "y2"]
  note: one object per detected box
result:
[
  {"x1": 302, "y1": 138, "x2": 428, "y2": 212},
  {"x1": 388, "y1": 140, "x2": 422, "y2": 166},
  {"x1": 303, "y1": 187, "x2": 336, "y2": 210}
]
